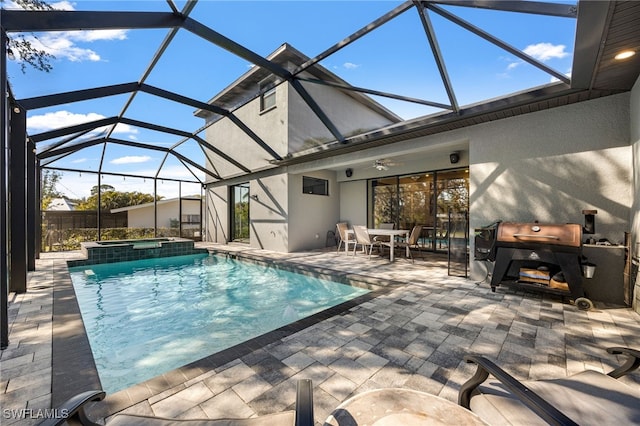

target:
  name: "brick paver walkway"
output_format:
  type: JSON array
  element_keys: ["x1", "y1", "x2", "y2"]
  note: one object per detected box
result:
[{"x1": 1, "y1": 244, "x2": 639, "y2": 425}]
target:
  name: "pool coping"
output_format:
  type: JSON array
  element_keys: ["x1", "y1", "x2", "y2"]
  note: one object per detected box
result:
[{"x1": 53, "y1": 249, "x2": 404, "y2": 419}]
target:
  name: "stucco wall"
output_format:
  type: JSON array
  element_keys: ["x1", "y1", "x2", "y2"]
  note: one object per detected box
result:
[
  {"x1": 203, "y1": 84, "x2": 289, "y2": 179},
  {"x1": 127, "y1": 200, "x2": 201, "y2": 228},
  {"x1": 630, "y1": 76, "x2": 640, "y2": 312},
  {"x1": 205, "y1": 187, "x2": 229, "y2": 243},
  {"x1": 470, "y1": 93, "x2": 632, "y2": 280},
  {"x1": 288, "y1": 170, "x2": 340, "y2": 252},
  {"x1": 288, "y1": 77, "x2": 397, "y2": 154},
  {"x1": 339, "y1": 180, "x2": 368, "y2": 228},
  {"x1": 249, "y1": 174, "x2": 289, "y2": 252}
]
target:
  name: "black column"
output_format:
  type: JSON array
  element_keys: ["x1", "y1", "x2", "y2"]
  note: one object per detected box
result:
[
  {"x1": 9, "y1": 102, "x2": 27, "y2": 293},
  {"x1": 27, "y1": 139, "x2": 37, "y2": 270},
  {"x1": 1, "y1": 29, "x2": 10, "y2": 349}
]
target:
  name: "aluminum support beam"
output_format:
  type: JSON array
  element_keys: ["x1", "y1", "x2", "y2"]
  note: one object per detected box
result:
[
  {"x1": 426, "y1": 3, "x2": 571, "y2": 84},
  {"x1": 297, "y1": 77, "x2": 452, "y2": 110},
  {"x1": 16, "y1": 82, "x2": 139, "y2": 110},
  {"x1": 9, "y1": 103, "x2": 27, "y2": 293},
  {"x1": 35, "y1": 161, "x2": 42, "y2": 259},
  {"x1": 27, "y1": 139, "x2": 37, "y2": 271},
  {"x1": 415, "y1": 2, "x2": 460, "y2": 113},
  {"x1": 191, "y1": 135, "x2": 251, "y2": 173},
  {"x1": 293, "y1": 1, "x2": 415, "y2": 75},
  {"x1": 42, "y1": 166, "x2": 201, "y2": 185},
  {"x1": 110, "y1": 0, "x2": 198, "y2": 140},
  {"x1": 0, "y1": 10, "x2": 184, "y2": 32},
  {"x1": 425, "y1": 1, "x2": 577, "y2": 18},
  {"x1": 1, "y1": 29, "x2": 9, "y2": 349},
  {"x1": 181, "y1": 17, "x2": 292, "y2": 79},
  {"x1": 290, "y1": 79, "x2": 345, "y2": 143},
  {"x1": 30, "y1": 116, "x2": 118, "y2": 143},
  {"x1": 38, "y1": 137, "x2": 107, "y2": 159}
]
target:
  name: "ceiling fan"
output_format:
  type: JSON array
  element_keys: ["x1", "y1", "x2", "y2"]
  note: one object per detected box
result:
[{"x1": 373, "y1": 159, "x2": 399, "y2": 171}]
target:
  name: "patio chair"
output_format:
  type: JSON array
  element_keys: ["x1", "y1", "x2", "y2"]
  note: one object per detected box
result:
[
  {"x1": 458, "y1": 347, "x2": 640, "y2": 426},
  {"x1": 395, "y1": 225, "x2": 424, "y2": 262},
  {"x1": 335, "y1": 222, "x2": 355, "y2": 253},
  {"x1": 352, "y1": 225, "x2": 384, "y2": 259},
  {"x1": 39, "y1": 379, "x2": 314, "y2": 426}
]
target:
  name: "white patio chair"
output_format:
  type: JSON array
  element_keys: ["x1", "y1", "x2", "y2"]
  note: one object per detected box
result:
[
  {"x1": 352, "y1": 225, "x2": 384, "y2": 259},
  {"x1": 335, "y1": 222, "x2": 355, "y2": 253},
  {"x1": 395, "y1": 225, "x2": 423, "y2": 262}
]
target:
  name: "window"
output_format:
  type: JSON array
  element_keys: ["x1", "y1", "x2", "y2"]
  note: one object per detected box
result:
[
  {"x1": 181, "y1": 214, "x2": 200, "y2": 224},
  {"x1": 303, "y1": 176, "x2": 329, "y2": 196},
  {"x1": 260, "y1": 78, "x2": 276, "y2": 112},
  {"x1": 369, "y1": 168, "x2": 468, "y2": 252},
  {"x1": 230, "y1": 183, "x2": 250, "y2": 243}
]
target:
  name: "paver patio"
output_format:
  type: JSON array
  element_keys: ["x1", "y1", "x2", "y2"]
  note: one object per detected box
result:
[{"x1": 1, "y1": 243, "x2": 639, "y2": 425}]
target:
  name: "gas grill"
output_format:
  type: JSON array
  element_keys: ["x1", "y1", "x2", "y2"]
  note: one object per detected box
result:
[{"x1": 477, "y1": 222, "x2": 593, "y2": 310}]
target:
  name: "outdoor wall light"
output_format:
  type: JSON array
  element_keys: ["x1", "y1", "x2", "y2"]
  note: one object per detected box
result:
[
  {"x1": 614, "y1": 50, "x2": 635, "y2": 60},
  {"x1": 345, "y1": 168, "x2": 353, "y2": 178},
  {"x1": 449, "y1": 151, "x2": 460, "y2": 164}
]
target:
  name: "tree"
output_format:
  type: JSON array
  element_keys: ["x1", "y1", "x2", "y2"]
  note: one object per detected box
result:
[
  {"x1": 5, "y1": 0, "x2": 56, "y2": 73},
  {"x1": 90, "y1": 184, "x2": 115, "y2": 196},
  {"x1": 76, "y1": 188, "x2": 162, "y2": 211},
  {"x1": 40, "y1": 169, "x2": 63, "y2": 210}
]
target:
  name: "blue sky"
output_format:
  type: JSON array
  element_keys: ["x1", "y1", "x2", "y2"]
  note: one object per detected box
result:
[{"x1": 3, "y1": 0, "x2": 577, "y2": 199}]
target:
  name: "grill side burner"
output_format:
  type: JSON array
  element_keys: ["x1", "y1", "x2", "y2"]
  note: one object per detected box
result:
[{"x1": 488, "y1": 222, "x2": 593, "y2": 310}]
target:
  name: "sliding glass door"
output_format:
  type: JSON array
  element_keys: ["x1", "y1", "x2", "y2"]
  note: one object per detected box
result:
[
  {"x1": 369, "y1": 168, "x2": 468, "y2": 252},
  {"x1": 230, "y1": 183, "x2": 250, "y2": 243}
]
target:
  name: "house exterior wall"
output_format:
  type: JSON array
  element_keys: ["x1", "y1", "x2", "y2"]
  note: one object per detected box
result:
[
  {"x1": 288, "y1": 170, "x2": 340, "y2": 252},
  {"x1": 630, "y1": 76, "x2": 640, "y2": 312},
  {"x1": 126, "y1": 200, "x2": 202, "y2": 228},
  {"x1": 469, "y1": 93, "x2": 632, "y2": 281},
  {"x1": 205, "y1": 186, "x2": 229, "y2": 243},
  {"x1": 339, "y1": 180, "x2": 368, "y2": 228},
  {"x1": 203, "y1": 77, "x2": 399, "y2": 252},
  {"x1": 333, "y1": 94, "x2": 632, "y2": 293},
  {"x1": 203, "y1": 84, "x2": 289, "y2": 179},
  {"x1": 287, "y1": 76, "x2": 397, "y2": 154},
  {"x1": 250, "y1": 174, "x2": 289, "y2": 252}
]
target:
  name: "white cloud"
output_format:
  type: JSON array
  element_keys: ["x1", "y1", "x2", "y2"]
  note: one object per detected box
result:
[
  {"x1": 503, "y1": 43, "x2": 569, "y2": 74},
  {"x1": 506, "y1": 61, "x2": 521, "y2": 71},
  {"x1": 19, "y1": 29, "x2": 128, "y2": 63},
  {"x1": 523, "y1": 43, "x2": 569, "y2": 61},
  {"x1": 71, "y1": 158, "x2": 87, "y2": 163},
  {"x1": 343, "y1": 62, "x2": 360, "y2": 70},
  {"x1": 4, "y1": 0, "x2": 77, "y2": 10},
  {"x1": 7, "y1": 0, "x2": 127, "y2": 63},
  {"x1": 110, "y1": 155, "x2": 152, "y2": 165},
  {"x1": 27, "y1": 110, "x2": 139, "y2": 136},
  {"x1": 50, "y1": 1, "x2": 76, "y2": 11}
]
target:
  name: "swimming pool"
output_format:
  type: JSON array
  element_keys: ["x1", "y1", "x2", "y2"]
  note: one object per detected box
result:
[{"x1": 68, "y1": 253, "x2": 370, "y2": 394}]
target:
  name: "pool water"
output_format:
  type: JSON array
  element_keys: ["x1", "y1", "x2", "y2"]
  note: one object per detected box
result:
[{"x1": 68, "y1": 254, "x2": 369, "y2": 394}]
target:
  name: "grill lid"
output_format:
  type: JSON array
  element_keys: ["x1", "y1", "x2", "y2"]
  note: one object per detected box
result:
[{"x1": 496, "y1": 223, "x2": 582, "y2": 248}]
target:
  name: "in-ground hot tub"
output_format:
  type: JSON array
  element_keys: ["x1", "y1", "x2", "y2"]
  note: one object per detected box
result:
[{"x1": 75, "y1": 237, "x2": 208, "y2": 266}]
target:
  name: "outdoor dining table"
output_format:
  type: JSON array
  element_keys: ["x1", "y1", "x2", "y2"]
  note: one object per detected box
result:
[{"x1": 345, "y1": 228, "x2": 410, "y2": 261}]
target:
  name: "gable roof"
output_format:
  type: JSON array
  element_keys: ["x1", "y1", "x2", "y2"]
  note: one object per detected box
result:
[{"x1": 195, "y1": 43, "x2": 402, "y2": 123}]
